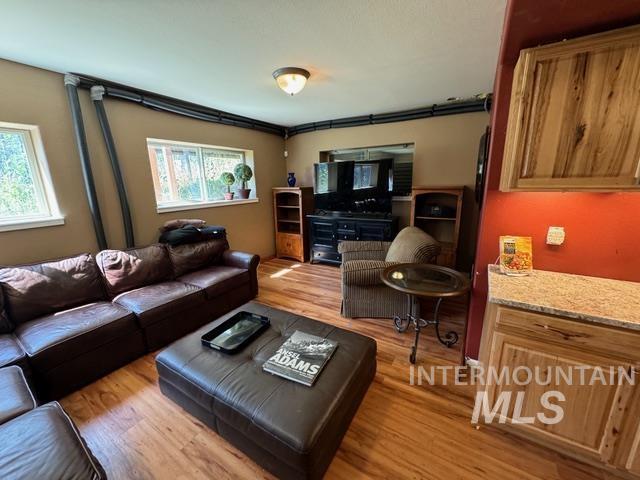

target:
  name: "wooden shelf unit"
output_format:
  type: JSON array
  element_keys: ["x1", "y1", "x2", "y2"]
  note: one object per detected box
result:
[
  {"x1": 273, "y1": 187, "x2": 314, "y2": 262},
  {"x1": 410, "y1": 186, "x2": 465, "y2": 268}
]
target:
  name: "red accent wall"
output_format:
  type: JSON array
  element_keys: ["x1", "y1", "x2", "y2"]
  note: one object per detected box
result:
[{"x1": 465, "y1": 0, "x2": 640, "y2": 359}]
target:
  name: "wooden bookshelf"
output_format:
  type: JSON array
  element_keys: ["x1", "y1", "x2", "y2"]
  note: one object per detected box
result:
[
  {"x1": 273, "y1": 187, "x2": 314, "y2": 262},
  {"x1": 410, "y1": 186, "x2": 466, "y2": 268}
]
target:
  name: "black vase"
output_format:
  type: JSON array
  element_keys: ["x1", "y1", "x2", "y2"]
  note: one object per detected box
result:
[{"x1": 287, "y1": 172, "x2": 296, "y2": 187}]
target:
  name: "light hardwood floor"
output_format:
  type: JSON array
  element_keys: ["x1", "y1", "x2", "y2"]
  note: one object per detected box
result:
[{"x1": 61, "y1": 259, "x2": 615, "y2": 479}]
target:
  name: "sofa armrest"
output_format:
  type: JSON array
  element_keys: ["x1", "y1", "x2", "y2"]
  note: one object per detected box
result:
[
  {"x1": 221, "y1": 250, "x2": 260, "y2": 271},
  {"x1": 222, "y1": 250, "x2": 260, "y2": 297},
  {"x1": 0, "y1": 365, "x2": 36, "y2": 426},
  {"x1": 342, "y1": 260, "x2": 396, "y2": 286},
  {"x1": 338, "y1": 241, "x2": 391, "y2": 262}
]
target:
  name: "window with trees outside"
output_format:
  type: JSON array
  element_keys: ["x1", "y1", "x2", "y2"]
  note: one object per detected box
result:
[
  {"x1": 0, "y1": 122, "x2": 63, "y2": 231},
  {"x1": 353, "y1": 163, "x2": 379, "y2": 189},
  {"x1": 146, "y1": 139, "x2": 256, "y2": 212}
]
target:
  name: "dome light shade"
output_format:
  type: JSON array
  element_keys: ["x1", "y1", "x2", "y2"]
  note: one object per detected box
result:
[{"x1": 273, "y1": 67, "x2": 310, "y2": 96}]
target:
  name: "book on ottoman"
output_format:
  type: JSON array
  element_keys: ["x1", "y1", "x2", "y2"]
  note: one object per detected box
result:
[{"x1": 263, "y1": 331, "x2": 337, "y2": 386}]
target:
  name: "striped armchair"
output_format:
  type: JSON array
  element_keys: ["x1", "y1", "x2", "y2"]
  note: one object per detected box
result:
[{"x1": 339, "y1": 227, "x2": 440, "y2": 319}]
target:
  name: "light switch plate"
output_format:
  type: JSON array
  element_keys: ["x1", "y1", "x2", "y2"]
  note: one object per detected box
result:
[{"x1": 547, "y1": 226, "x2": 565, "y2": 245}]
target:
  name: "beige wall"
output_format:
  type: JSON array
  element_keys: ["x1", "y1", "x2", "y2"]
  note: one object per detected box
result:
[
  {"x1": 285, "y1": 112, "x2": 489, "y2": 189},
  {"x1": 0, "y1": 59, "x2": 287, "y2": 264},
  {"x1": 0, "y1": 57, "x2": 488, "y2": 266},
  {"x1": 284, "y1": 113, "x2": 489, "y2": 267}
]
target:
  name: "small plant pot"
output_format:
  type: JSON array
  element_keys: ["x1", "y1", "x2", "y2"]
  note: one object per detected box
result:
[
  {"x1": 224, "y1": 192, "x2": 235, "y2": 200},
  {"x1": 236, "y1": 188, "x2": 251, "y2": 199}
]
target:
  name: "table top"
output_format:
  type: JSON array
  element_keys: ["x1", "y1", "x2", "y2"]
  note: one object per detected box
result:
[{"x1": 381, "y1": 263, "x2": 470, "y2": 298}]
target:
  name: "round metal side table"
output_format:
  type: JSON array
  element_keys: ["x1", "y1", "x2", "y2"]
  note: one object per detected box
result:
[{"x1": 381, "y1": 263, "x2": 470, "y2": 364}]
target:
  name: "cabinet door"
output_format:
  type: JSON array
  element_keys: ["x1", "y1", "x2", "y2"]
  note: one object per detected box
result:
[
  {"x1": 484, "y1": 332, "x2": 634, "y2": 463},
  {"x1": 501, "y1": 25, "x2": 640, "y2": 191},
  {"x1": 611, "y1": 367, "x2": 640, "y2": 474},
  {"x1": 357, "y1": 222, "x2": 386, "y2": 241},
  {"x1": 276, "y1": 233, "x2": 302, "y2": 261},
  {"x1": 435, "y1": 244, "x2": 455, "y2": 268},
  {"x1": 309, "y1": 220, "x2": 335, "y2": 248},
  {"x1": 624, "y1": 422, "x2": 640, "y2": 475}
]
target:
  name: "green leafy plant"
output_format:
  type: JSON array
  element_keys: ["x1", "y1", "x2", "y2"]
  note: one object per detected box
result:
[
  {"x1": 220, "y1": 171, "x2": 235, "y2": 193},
  {"x1": 233, "y1": 163, "x2": 253, "y2": 189}
]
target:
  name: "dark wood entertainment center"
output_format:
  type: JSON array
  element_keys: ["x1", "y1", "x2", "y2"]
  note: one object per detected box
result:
[{"x1": 308, "y1": 213, "x2": 398, "y2": 265}]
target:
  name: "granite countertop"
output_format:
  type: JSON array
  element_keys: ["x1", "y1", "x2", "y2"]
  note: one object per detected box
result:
[{"x1": 487, "y1": 265, "x2": 640, "y2": 331}]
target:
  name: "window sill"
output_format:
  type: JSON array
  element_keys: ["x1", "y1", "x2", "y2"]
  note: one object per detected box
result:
[
  {"x1": 157, "y1": 198, "x2": 259, "y2": 214},
  {"x1": 0, "y1": 216, "x2": 65, "y2": 233}
]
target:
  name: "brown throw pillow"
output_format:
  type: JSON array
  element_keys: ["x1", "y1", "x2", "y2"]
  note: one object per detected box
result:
[
  {"x1": 96, "y1": 244, "x2": 174, "y2": 296},
  {"x1": 0, "y1": 290, "x2": 13, "y2": 333},
  {"x1": 169, "y1": 239, "x2": 229, "y2": 277},
  {"x1": 0, "y1": 254, "x2": 106, "y2": 324}
]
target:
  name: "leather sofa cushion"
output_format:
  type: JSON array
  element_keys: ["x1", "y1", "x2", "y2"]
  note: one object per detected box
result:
[
  {"x1": 97, "y1": 244, "x2": 173, "y2": 296},
  {"x1": 114, "y1": 281, "x2": 205, "y2": 328},
  {"x1": 156, "y1": 302, "x2": 377, "y2": 474},
  {"x1": 169, "y1": 239, "x2": 228, "y2": 277},
  {"x1": 177, "y1": 265, "x2": 249, "y2": 299},
  {"x1": 0, "y1": 366, "x2": 36, "y2": 425},
  {"x1": 0, "y1": 334, "x2": 25, "y2": 369},
  {"x1": 14, "y1": 302, "x2": 138, "y2": 372},
  {"x1": 0, "y1": 402, "x2": 106, "y2": 479},
  {"x1": 0, "y1": 254, "x2": 106, "y2": 325}
]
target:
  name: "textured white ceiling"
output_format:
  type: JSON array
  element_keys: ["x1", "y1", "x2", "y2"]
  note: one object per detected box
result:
[{"x1": 0, "y1": 0, "x2": 506, "y2": 126}]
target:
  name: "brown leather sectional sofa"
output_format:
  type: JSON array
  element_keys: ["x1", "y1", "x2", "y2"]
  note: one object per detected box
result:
[
  {"x1": 0, "y1": 365, "x2": 106, "y2": 479},
  {"x1": 0, "y1": 238, "x2": 259, "y2": 401}
]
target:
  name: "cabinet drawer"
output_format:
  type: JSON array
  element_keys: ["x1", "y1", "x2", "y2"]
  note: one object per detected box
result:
[
  {"x1": 276, "y1": 233, "x2": 302, "y2": 260},
  {"x1": 494, "y1": 306, "x2": 640, "y2": 362},
  {"x1": 337, "y1": 232, "x2": 357, "y2": 241},
  {"x1": 358, "y1": 224, "x2": 386, "y2": 241},
  {"x1": 312, "y1": 249, "x2": 341, "y2": 264},
  {"x1": 337, "y1": 221, "x2": 356, "y2": 231}
]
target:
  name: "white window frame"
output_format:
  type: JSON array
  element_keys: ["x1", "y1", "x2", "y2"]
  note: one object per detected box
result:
[
  {"x1": 0, "y1": 122, "x2": 63, "y2": 232},
  {"x1": 146, "y1": 138, "x2": 258, "y2": 213}
]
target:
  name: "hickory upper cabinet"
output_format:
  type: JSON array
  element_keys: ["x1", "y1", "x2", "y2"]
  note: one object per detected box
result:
[{"x1": 500, "y1": 25, "x2": 640, "y2": 191}]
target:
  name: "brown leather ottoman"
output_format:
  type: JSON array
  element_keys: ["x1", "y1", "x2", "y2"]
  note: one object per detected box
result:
[{"x1": 156, "y1": 301, "x2": 376, "y2": 480}]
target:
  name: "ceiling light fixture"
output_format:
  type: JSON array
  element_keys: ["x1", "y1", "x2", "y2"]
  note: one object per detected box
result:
[{"x1": 272, "y1": 67, "x2": 310, "y2": 96}]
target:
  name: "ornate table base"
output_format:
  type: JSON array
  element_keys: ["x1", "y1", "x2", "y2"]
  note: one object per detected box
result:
[{"x1": 393, "y1": 294, "x2": 458, "y2": 364}]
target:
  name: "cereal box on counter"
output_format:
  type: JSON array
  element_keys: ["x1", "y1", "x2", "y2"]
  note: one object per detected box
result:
[{"x1": 499, "y1": 236, "x2": 533, "y2": 276}]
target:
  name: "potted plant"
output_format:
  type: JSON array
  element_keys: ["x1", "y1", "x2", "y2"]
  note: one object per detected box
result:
[
  {"x1": 220, "y1": 171, "x2": 236, "y2": 200},
  {"x1": 234, "y1": 163, "x2": 253, "y2": 199}
]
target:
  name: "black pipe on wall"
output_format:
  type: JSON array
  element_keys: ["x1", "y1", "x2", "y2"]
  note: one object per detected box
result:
[
  {"x1": 285, "y1": 96, "x2": 492, "y2": 137},
  {"x1": 91, "y1": 86, "x2": 135, "y2": 248},
  {"x1": 64, "y1": 74, "x2": 108, "y2": 251},
  {"x1": 73, "y1": 74, "x2": 286, "y2": 137},
  {"x1": 71, "y1": 72, "x2": 491, "y2": 139}
]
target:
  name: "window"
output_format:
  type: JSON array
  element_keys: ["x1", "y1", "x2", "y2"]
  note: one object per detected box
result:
[
  {"x1": 147, "y1": 139, "x2": 257, "y2": 212},
  {"x1": 353, "y1": 163, "x2": 379, "y2": 189},
  {"x1": 324, "y1": 143, "x2": 414, "y2": 196},
  {"x1": 0, "y1": 122, "x2": 63, "y2": 231},
  {"x1": 314, "y1": 163, "x2": 338, "y2": 194}
]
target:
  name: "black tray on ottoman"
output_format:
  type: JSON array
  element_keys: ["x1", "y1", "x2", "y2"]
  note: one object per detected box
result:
[{"x1": 156, "y1": 301, "x2": 376, "y2": 480}]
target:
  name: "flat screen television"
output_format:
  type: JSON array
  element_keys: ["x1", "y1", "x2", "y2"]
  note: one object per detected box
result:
[{"x1": 313, "y1": 159, "x2": 393, "y2": 214}]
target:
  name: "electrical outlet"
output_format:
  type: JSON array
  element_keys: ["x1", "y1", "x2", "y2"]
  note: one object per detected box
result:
[{"x1": 546, "y1": 226, "x2": 565, "y2": 245}]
